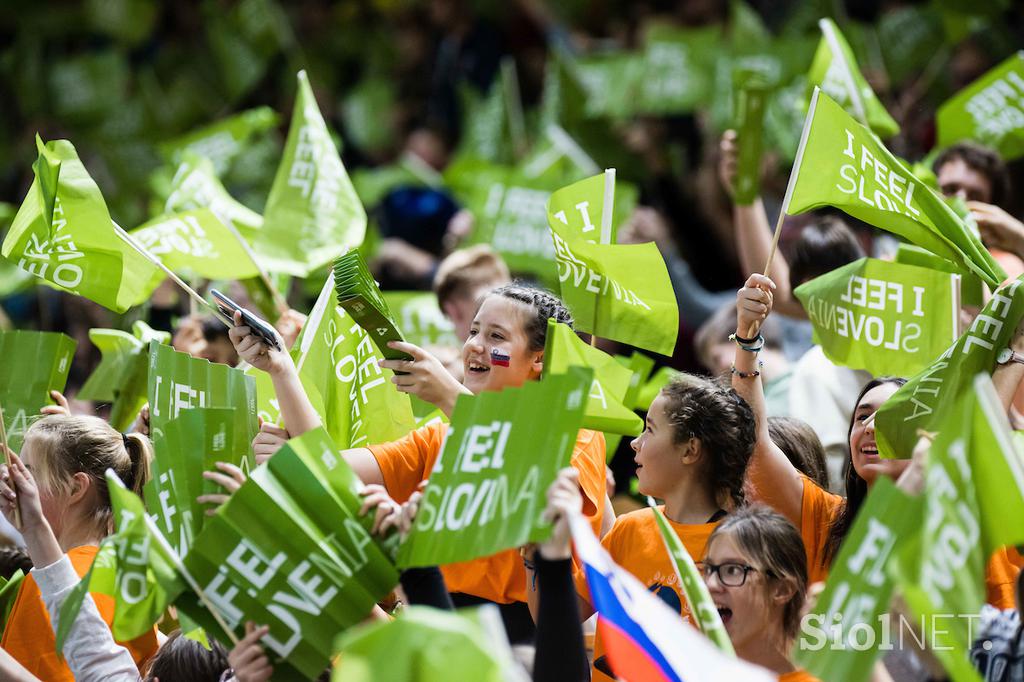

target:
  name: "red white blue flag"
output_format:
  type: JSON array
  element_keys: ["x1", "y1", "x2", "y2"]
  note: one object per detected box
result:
[
  {"x1": 568, "y1": 515, "x2": 774, "y2": 682},
  {"x1": 490, "y1": 348, "x2": 511, "y2": 367}
]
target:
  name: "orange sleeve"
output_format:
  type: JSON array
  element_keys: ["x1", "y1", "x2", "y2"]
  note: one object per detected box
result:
[
  {"x1": 799, "y1": 477, "x2": 844, "y2": 585},
  {"x1": 367, "y1": 422, "x2": 448, "y2": 503},
  {"x1": 985, "y1": 547, "x2": 1022, "y2": 610},
  {"x1": 574, "y1": 521, "x2": 621, "y2": 605},
  {"x1": 570, "y1": 429, "x2": 607, "y2": 532}
]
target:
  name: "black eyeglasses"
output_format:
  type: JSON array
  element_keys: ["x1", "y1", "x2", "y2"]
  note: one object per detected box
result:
[{"x1": 697, "y1": 561, "x2": 771, "y2": 587}]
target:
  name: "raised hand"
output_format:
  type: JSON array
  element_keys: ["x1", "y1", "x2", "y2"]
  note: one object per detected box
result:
[
  {"x1": 40, "y1": 390, "x2": 71, "y2": 417},
  {"x1": 538, "y1": 468, "x2": 582, "y2": 561},
  {"x1": 358, "y1": 484, "x2": 402, "y2": 536},
  {"x1": 736, "y1": 273, "x2": 776, "y2": 338},
  {"x1": 378, "y1": 340, "x2": 468, "y2": 417},
  {"x1": 228, "y1": 622, "x2": 273, "y2": 682},
  {"x1": 228, "y1": 311, "x2": 290, "y2": 376},
  {"x1": 197, "y1": 461, "x2": 247, "y2": 516},
  {"x1": 253, "y1": 420, "x2": 290, "y2": 466}
]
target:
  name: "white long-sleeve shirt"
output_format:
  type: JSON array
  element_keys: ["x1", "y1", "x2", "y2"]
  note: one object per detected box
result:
[{"x1": 33, "y1": 555, "x2": 141, "y2": 682}]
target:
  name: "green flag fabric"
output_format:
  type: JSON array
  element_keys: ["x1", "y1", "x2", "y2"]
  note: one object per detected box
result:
[
  {"x1": 78, "y1": 322, "x2": 170, "y2": 432},
  {"x1": 875, "y1": 275, "x2": 1024, "y2": 459},
  {"x1": 794, "y1": 476, "x2": 923, "y2": 682},
  {"x1": 936, "y1": 51, "x2": 1024, "y2": 161},
  {"x1": 2, "y1": 137, "x2": 162, "y2": 313},
  {"x1": 58, "y1": 471, "x2": 185, "y2": 650},
  {"x1": 894, "y1": 243, "x2": 983, "y2": 310},
  {"x1": 732, "y1": 68, "x2": 771, "y2": 206},
  {"x1": 160, "y1": 106, "x2": 279, "y2": 174},
  {"x1": 548, "y1": 225, "x2": 678, "y2": 357},
  {"x1": 794, "y1": 258, "x2": 960, "y2": 377},
  {"x1": 0, "y1": 570, "x2": 25, "y2": 638},
  {"x1": 637, "y1": 24, "x2": 720, "y2": 115},
  {"x1": 894, "y1": 374, "x2": 1024, "y2": 681},
  {"x1": 179, "y1": 427, "x2": 398, "y2": 680},
  {"x1": 129, "y1": 209, "x2": 260, "y2": 280},
  {"x1": 806, "y1": 19, "x2": 898, "y2": 138},
  {"x1": 254, "y1": 70, "x2": 367, "y2": 277},
  {"x1": 381, "y1": 291, "x2": 459, "y2": 349},
  {"x1": 576, "y1": 51, "x2": 644, "y2": 120},
  {"x1": 0, "y1": 330, "x2": 77, "y2": 452},
  {"x1": 788, "y1": 89, "x2": 1006, "y2": 290},
  {"x1": 650, "y1": 505, "x2": 735, "y2": 656},
  {"x1": 293, "y1": 275, "x2": 415, "y2": 448},
  {"x1": 164, "y1": 153, "x2": 264, "y2": 242},
  {"x1": 146, "y1": 341, "x2": 257, "y2": 447},
  {"x1": 397, "y1": 367, "x2": 591, "y2": 568},
  {"x1": 334, "y1": 605, "x2": 513, "y2": 682},
  {"x1": 332, "y1": 250, "x2": 409, "y2": 362},
  {"x1": 543, "y1": 319, "x2": 642, "y2": 437}
]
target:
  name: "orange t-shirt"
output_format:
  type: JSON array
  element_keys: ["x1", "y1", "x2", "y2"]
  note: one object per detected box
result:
[
  {"x1": 779, "y1": 670, "x2": 822, "y2": 682},
  {"x1": 369, "y1": 421, "x2": 607, "y2": 604},
  {"x1": 1, "y1": 546, "x2": 159, "y2": 681},
  {"x1": 572, "y1": 507, "x2": 719, "y2": 682},
  {"x1": 799, "y1": 477, "x2": 844, "y2": 585},
  {"x1": 799, "y1": 479, "x2": 1020, "y2": 607}
]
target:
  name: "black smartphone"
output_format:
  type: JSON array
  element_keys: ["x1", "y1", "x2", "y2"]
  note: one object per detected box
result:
[{"x1": 210, "y1": 289, "x2": 282, "y2": 352}]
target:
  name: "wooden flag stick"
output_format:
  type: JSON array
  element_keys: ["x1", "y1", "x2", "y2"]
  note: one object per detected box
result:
[
  {"x1": 113, "y1": 225, "x2": 233, "y2": 327},
  {"x1": 143, "y1": 514, "x2": 240, "y2": 645},
  {"x1": 0, "y1": 404, "x2": 21, "y2": 528}
]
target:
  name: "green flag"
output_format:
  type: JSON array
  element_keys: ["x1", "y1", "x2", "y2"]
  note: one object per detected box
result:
[
  {"x1": 146, "y1": 340, "x2": 257, "y2": 447},
  {"x1": 878, "y1": 6, "x2": 946, "y2": 86},
  {"x1": 159, "y1": 106, "x2": 279, "y2": 174},
  {"x1": 794, "y1": 477, "x2": 923, "y2": 682},
  {"x1": 732, "y1": 68, "x2": 772, "y2": 205},
  {"x1": 787, "y1": 89, "x2": 1006, "y2": 290},
  {"x1": 794, "y1": 258, "x2": 960, "y2": 377},
  {"x1": 334, "y1": 605, "x2": 512, "y2": 682},
  {"x1": 936, "y1": 51, "x2": 1024, "y2": 161},
  {"x1": 254, "y1": 70, "x2": 366, "y2": 277},
  {"x1": 129, "y1": 209, "x2": 260, "y2": 280},
  {"x1": 332, "y1": 250, "x2": 409, "y2": 362},
  {"x1": 292, "y1": 275, "x2": 415, "y2": 448},
  {"x1": 164, "y1": 153, "x2": 264, "y2": 242},
  {"x1": 543, "y1": 320, "x2": 642, "y2": 437},
  {"x1": 78, "y1": 322, "x2": 170, "y2": 432},
  {"x1": 547, "y1": 177, "x2": 678, "y2": 356},
  {"x1": 58, "y1": 471, "x2": 186, "y2": 650},
  {"x1": 0, "y1": 330, "x2": 77, "y2": 452},
  {"x1": 875, "y1": 274, "x2": 1024, "y2": 459},
  {"x1": 397, "y1": 367, "x2": 591, "y2": 568},
  {"x1": 0, "y1": 570, "x2": 25, "y2": 638},
  {"x1": 575, "y1": 51, "x2": 644, "y2": 120},
  {"x1": 637, "y1": 23, "x2": 721, "y2": 115},
  {"x1": 650, "y1": 505, "x2": 735, "y2": 656},
  {"x1": 180, "y1": 427, "x2": 398, "y2": 680},
  {"x1": 381, "y1": 291, "x2": 459, "y2": 348},
  {"x1": 806, "y1": 19, "x2": 898, "y2": 138},
  {"x1": 894, "y1": 243, "x2": 983, "y2": 309},
  {"x1": 454, "y1": 79, "x2": 512, "y2": 165},
  {"x1": 2, "y1": 137, "x2": 162, "y2": 313},
  {"x1": 894, "y1": 374, "x2": 1024, "y2": 681},
  {"x1": 605, "y1": 352, "x2": 657, "y2": 456}
]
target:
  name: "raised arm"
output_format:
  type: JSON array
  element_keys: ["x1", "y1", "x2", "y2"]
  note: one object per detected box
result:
[{"x1": 732, "y1": 274, "x2": 805, "y2": 525}]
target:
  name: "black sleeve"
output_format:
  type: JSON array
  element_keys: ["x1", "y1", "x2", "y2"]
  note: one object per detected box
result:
[
  {"x1": 533, "y1": 555, "x2": 590, "y2": 682},
  {"x1": 399, "y1": 566, "x2": 454, "y2": 611}
]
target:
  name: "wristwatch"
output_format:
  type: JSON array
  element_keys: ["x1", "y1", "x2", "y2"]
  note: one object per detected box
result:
[{"x1": 996, "y1": 348, "x2": 1024, "y2": 365}]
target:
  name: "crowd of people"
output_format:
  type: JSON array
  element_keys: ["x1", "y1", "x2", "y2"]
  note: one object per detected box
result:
[{"x1": 1, "y1": 0, "x2": 1024, "y2": 681}]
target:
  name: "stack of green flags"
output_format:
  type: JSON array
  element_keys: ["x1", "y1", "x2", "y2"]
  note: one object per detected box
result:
[
  {"x1": 332, "y1": 249, "x2": 409, "y2": 362},
  {"x1": 78, "y1": 321, "x2": 170, "y2": 432},
  {"x1": 0, "y1": 330, "x2": 77, "y2": 451},
  {"x1": 397, "y1": 367, "x2": 591, "y2": 568},
  {"x1": 179, "y1": 427, "x2": 399, "y2": 679}
]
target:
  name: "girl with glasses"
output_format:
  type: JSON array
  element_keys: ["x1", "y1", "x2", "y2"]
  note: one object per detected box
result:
[{"x1": 701, "y1": 505, "x2": 819, "y2": 682}]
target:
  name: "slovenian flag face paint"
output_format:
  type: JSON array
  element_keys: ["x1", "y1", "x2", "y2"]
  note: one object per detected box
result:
[{"x1": 490, "y1": 348, "x2": 511, "y2": 367}]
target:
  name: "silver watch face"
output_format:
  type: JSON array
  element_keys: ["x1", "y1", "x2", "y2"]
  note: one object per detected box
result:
[{"x1": 998, "y1": 348, "x2": 1013, "y2": 364}]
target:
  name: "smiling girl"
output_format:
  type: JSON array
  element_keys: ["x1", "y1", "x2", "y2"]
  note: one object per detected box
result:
[
  {"x1": 733, "y1": 273, "x2": 1024, "y2": 603},
  {"x1": 231, "y1": 282, "x2": 610, "y2": 642}
]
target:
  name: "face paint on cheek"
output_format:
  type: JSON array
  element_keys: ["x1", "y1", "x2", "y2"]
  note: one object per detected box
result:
[{"x1": 490, "y1": 348, "x2": 511, "y2": 367}]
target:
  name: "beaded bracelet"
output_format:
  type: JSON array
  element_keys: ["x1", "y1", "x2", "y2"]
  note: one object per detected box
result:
[
  {"x1": 729, "y1": 333, "x2": 765, "y2": 353},
  {"x1": 730, "y1": 362, "x2": 763, "y2": 379}
]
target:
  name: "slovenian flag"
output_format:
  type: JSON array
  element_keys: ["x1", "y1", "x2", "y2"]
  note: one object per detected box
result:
[
  {"x1": 568, "y1": 515, "x2": 774, "y2": 682},
  {"x1": 491, "y1": 348, "x2": 511, "y2": 367}
]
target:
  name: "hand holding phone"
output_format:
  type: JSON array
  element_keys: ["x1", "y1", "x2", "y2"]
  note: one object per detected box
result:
[{"x1": 211, "y1": 289, "x2": 282, "y2": 352}]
